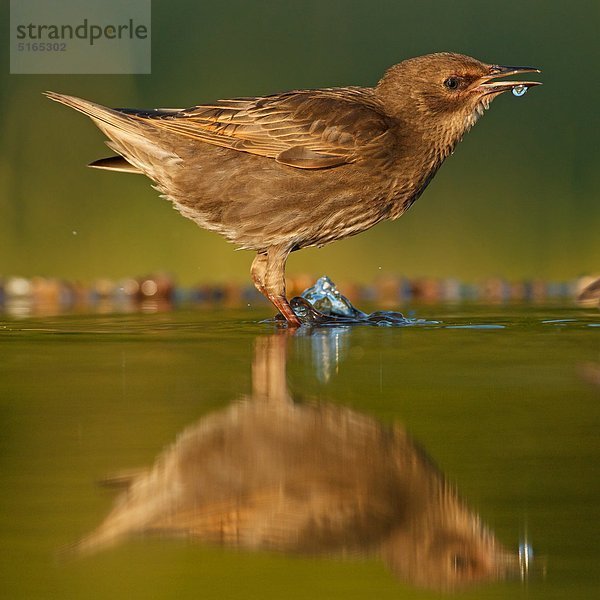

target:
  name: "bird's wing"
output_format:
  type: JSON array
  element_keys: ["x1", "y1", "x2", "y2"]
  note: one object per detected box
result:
[
  {"x1": 148, "y1": 485, "x2": 395, "y2": 553},
  {"x1": 130, "y1": 88, "x2": 394, "y2": 170}
]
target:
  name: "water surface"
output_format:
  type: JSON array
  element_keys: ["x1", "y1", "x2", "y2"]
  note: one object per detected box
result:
[{"x1": 1, "y1": 305, "x2": 598, "y2": 599}]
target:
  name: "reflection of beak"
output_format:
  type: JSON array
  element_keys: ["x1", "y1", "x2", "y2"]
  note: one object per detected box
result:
[
  {"x1": 474, "y1": 65, "x2": 542, "y2": 96},
  {"x1": 497, "y1": 542, "x2": 546, "y2": 584}
]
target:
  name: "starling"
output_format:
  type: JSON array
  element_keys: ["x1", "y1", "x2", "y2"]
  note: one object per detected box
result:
[{"x1": 46, "y1": 53, "x2": 541, "y2": 326}]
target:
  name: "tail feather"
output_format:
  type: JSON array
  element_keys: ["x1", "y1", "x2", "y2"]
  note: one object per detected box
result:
[
  {"x1": 89, "y1": 155, "x2": 142, "y2": 174},
  {"x1": 45, "y1": 91, "x2": 183, "y2": 179},
  {"x1": 44, "y1": 91, "x2": 149, "y2": 136}
]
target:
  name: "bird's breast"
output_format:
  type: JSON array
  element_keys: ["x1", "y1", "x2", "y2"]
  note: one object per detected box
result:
[{"x1": 161, "y1": 142, "x2": 443, "y2": 251}]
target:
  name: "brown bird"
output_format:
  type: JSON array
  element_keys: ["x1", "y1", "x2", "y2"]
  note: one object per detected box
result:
[{"x1": 46, "y1": 52, "x2": 541, "y2": 326}]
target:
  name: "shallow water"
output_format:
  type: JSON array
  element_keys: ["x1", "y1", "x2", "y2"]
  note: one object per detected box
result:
[{"x1": 0, "y1": 304, "x2": 598, "y2": 599}]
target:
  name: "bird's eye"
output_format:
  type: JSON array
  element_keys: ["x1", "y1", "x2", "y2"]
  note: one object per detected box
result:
[
  {"x1": 452, "y1": 554, "x2": 468, "y2": 571},
  {"x1": 444, "y1": 77, "x2": 460, "y2": 90}
]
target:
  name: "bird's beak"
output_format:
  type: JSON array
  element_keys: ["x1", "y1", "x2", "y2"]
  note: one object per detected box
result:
[{"x1": 474, "y1": 65, "x2": 542, "y2": 96}]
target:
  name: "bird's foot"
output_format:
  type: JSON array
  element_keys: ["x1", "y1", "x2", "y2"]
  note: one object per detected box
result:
[
  {"x1": 287, "y1": 297, "x2": 361, "y2": 325},
  {"x1": 269, "y1": 295, "x2": 302, "y2": 328},
  {"x1": 272, "y1": 297, "x2": 356, "y2": 327}
]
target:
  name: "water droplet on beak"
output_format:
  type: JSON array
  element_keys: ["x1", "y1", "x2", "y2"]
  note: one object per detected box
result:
[{"x1": 512, "y1": 85, "x2": 528, "y2": 97}]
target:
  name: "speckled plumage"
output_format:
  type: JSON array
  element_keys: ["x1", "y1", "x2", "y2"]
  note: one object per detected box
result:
[{"x1": 46, "y1": 52, "x2": 540, "y2": 325}]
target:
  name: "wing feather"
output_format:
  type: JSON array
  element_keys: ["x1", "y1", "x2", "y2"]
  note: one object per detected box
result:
[{"x1": 131, "y1": 88, "x2": 394, "y2": 170}]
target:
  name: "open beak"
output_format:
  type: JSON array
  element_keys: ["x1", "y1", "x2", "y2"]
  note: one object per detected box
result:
[{"x1": 474, "y1": 65, "x2": 542, "y2": 96}]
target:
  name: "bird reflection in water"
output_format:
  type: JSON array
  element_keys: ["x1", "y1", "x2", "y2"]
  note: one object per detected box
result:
[{"x1": 72, "y1": 331, "x2": 519, "y2": 591}]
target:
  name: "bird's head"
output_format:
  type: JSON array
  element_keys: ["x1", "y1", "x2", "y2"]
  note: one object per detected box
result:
[{"x1": 377, "y1": 52, "x2": 541, "y2": 151}]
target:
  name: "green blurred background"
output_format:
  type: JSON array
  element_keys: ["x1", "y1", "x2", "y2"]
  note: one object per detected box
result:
[{"x1": 1, "y1": 0, "x2": 598, "y2": 286}]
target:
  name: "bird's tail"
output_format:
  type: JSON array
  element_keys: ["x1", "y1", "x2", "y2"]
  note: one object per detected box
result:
[
  {"x1": 45, "y1": 92, "x2": 144, "y2": 135},
  {"x1": 44, "y1": 92, "x2": 182, "y2": 177},
  {"x1": 58, "y1": 466, "x2": 178, "y2": 559}
]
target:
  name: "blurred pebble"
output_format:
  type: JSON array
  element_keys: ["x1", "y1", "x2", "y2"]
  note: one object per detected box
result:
[{"x1": 0, "y1": 273, "x2": 594, "y2": 315}]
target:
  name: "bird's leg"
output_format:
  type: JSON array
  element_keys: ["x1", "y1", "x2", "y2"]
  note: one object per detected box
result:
[
  {"x1": 251, "y1": 252, "x2": 268, "y2": 297},
  {"x1": 251, "y1": 247, "x2": 301, "y2": 327}
]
